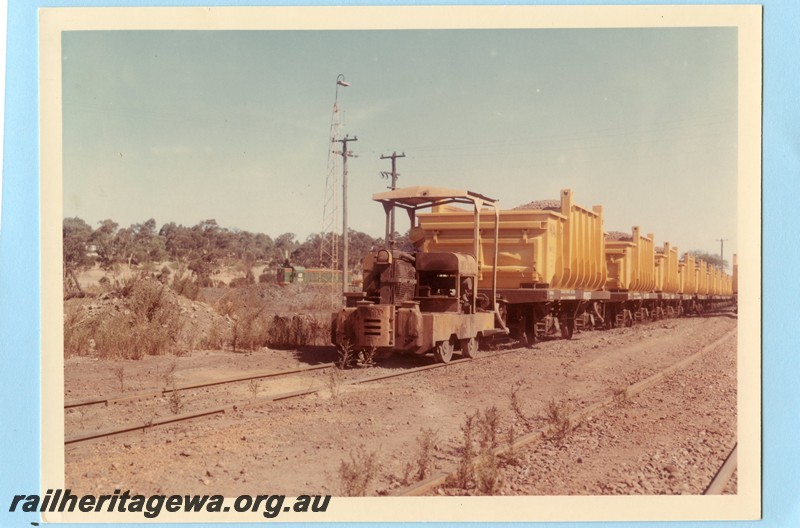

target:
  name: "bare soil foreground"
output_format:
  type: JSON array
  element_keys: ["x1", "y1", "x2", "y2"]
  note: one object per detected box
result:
[{"x1": 64, "y1": 315, "x2": 736, "y2": 496}]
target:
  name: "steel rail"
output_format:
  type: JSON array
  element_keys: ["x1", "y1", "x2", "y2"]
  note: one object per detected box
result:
[
  {"x1": 65, "y1": 348, "x2": 517, "y2": 446},
  {"x1": 703, "y1": 443, "x2": 738, "y2": 495},
  {"x1": 394, "y1": 327, "x2": 738, "y2": 496},
  {"x1": 64, "y1": 362, "x2": 335, "y2": 409}
]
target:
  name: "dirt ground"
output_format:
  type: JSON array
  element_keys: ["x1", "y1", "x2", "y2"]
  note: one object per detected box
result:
[{"x1": 64, "y1": 315, "x2": 737, "y2": 497}]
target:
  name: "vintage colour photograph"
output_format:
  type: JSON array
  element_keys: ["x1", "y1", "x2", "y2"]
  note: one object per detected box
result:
[{"x1": 38, "y1": 5, "x2": 761, "y2": 523}]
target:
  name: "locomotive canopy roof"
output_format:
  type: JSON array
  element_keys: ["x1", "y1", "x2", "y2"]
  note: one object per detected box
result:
[
  {"x1": 373, "y1": 185, "x2": 502, "y2": 310},
  {"x1": 372, "y1": 186, "x2": 498, "y2": 211}
]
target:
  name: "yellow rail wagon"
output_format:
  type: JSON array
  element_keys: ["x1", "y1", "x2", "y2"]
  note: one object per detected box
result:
[
  {"x1": 605, "y1": 228, "x2": 656, "y2": 292},
  {"x1": 655, "y1": 243, "x2": 680, "y2": 294},
  {"x1": 711, "y1": 266, "x2": 733, "y2": 296},
  {"x1": 415, "y1": 189, "x2": 608, "y2": 340},
  {"x1": 679, "y1": 253, "x2": 697, "y2": 295},
  {"x1": 710, "y1": 266, "x2": 722, "y2": 296},
  {"x1": 697, "y1": 260, "x2": 710, "y2": 296},
  {"x1": 603, "y1": 227, "x2": 661, "y2": 325},
  {"x1": 653, "y1": 243, "x2": 684, "y2": 317}
]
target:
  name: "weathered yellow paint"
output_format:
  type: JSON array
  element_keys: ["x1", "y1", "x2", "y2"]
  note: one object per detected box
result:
[
  {"x1": 679, "y1": 253, "x2": 697, "y2": 294},
  {"x1": 332, "y1": 302, "x2": 494, "y2": 356},
  {"x1": 604, "y1": 227, "x2": 656, "y2": 292},
  {"x1": 655, "y1": 243, "x2": 680, "y2": 294},
  {"x1": 417, "y1": 189, "x2": 606, "y2": 291}
]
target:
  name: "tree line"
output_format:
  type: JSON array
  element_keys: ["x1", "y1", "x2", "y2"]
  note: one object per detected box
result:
[
  {"x1": 63, "y1": 216, "x2": 728, "y2": 295},
  {"x1": 63, "y1": 217, "x2": 388, "y2": 292}
]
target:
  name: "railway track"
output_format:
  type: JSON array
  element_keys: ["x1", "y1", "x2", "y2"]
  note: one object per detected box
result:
[
  {"x1": 65, "y1": 310, "x2": 736, "y2": 411},
  {"x1": 65, "y1": 348, "x2": 523, "y2": 446},
  {"x1": 703, "y1": 443, "x2": 738, "y2": 494},
  {"x1": 393, "y1": 327, "x2": 737, "y2": 496},
  {"x1": 66, "y1": 314, "x2": 737, "y2": 447},
  {"x1": 64, "y1": 362, "x2": 335, "y2": 409}
]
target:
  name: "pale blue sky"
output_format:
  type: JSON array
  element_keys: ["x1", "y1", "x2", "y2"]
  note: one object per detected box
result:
[{"x1": 63, "y1": 27, "x2": 737, "y2": 258}]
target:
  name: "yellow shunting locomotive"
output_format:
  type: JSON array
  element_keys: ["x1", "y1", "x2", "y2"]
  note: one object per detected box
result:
[{"x1": 332, "y1": 187, "x2": 507, "y2": 363}]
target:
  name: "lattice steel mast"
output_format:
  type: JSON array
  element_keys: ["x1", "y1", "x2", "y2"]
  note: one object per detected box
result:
[{"x1": 319, "y1": 75, "x2": 350, "y2": 274}]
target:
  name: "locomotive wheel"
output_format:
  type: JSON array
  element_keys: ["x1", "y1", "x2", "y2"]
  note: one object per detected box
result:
[
  {"x1": 460, "y1": 337, "x2": 479, "y2": 358},
  {"x1": 433, "y1": 339, "x2": 454, "y2": 364}
]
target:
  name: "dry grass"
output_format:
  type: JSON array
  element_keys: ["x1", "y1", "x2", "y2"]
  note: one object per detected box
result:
[
  {"x1": 230, "y1": 308, "x2": 270, "y2": 352},
  {"x1": 336, "y1": 340, "x2": 355, "y2": 369},
  {"x1": 325, "y1": 367, "x2": 345, "y2": 402},
  {"x1": 63, "y1": 308, "x2": 94, "y2": 358},
  {"x1": 248, "y1": 379, "x2": 260, "y2": 401},
  {"x1": 64, "y1": 276, "x2": 335, "y2": 359},
  {"x1": 474, "y1": 453, "x2": 501, "y2": 495},
  {"x1": 447, "y1": 406, "x2": 503, "y2": 494},
  {"x1": 359, "y1": 346, "x2": 378, "y2": 368},
  {"x1": 268, "y1": 314, "x2": 329, "y2": 348},
  {"x1": 64, "y1": 276, "x2": 183, "y2": 359},
  {"x1": 113, "y1": 366, "x2": 125, "y2": 393},
  {"x1": 509, "y1": 381, "x2": 527, "y2": 422},
  {"x1": 338, "y1": 450, "x2": 379, "y2": 496},
  {"x1": 394, "y1": 423, "x2": 445, "y2": 488},
  {"x1": 612, "y1": 385, "x2": 629, "y2": 404},
  {"x1": 452, "y1": 413, "x2": 476, "y2": 489},
  {"x1": 414, "y1": 428, "x2": 437, "y2": 481},
  {"x1": 544, "y1": 399, "x2": 574, "y2": 444},
  {"x1": 500, "y1": 424, "x2": 523, "y2": 467},
  {"x1": 167, "y1": 389, "x2": 184, "y2": 415},
  {"x1": 212, "y1": 284, "x2": 333, "y2": 351}
]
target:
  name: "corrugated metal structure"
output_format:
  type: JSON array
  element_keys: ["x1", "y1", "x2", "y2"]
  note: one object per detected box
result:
[
  {"x1": 604, "y1": 227, "x2": 656, "y2": 292},
  {"x1": 654, "y1": 242, "x2": 680, "y2": 294},
  {"x1": 679, "y1": 253, "x2": 697, "y2": 294},
  {"x1": 416, "y1": 189, "x2": 606, "y2": 292}
]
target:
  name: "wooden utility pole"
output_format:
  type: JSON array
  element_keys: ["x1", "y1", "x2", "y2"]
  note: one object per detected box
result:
[
  {"x1": 336, "y1": 135, "x2": 357, "y2": 295},
  {"x1": 380, "y1": 151, "x2": 405, "y2": 246}
]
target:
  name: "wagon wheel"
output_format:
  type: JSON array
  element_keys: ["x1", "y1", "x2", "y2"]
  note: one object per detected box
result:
[
  {"x1": 624, "y1": 309, "x2": 634, "y2": 327},
  {"x1": 514, "y1": 321, "x2": 531, "y2": 348},
  {"x1": 544, "y1": 315, "x2": 558, "y2": 335},
  {"x1": 460, "y1": 337, "x2": 479, "y2": 358},
  {"x1": 560, "y1": 318, "x2": 575, "y2": 339},
  {"x1": 606, "y1": 307, "x2": 617, "y2": 329},
  {"x1": 433, "y1": 339, "x2": 454, "y2": 364}
]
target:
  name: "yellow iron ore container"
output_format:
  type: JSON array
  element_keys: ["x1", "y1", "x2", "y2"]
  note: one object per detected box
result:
[
  {"x1": 696, "y1": 260, "x2": 709, "y2": 295},
  {"x1": 604, "y1": 227, "x2": 656, "y2": 292},
  {"x1": 654, "y1": 242, "x2": 680, "y2": 293},
  {"x1": 679, "y1": 253, "x2": 696, "y2": 294},
  {"x1": 416, "y1": 189, "x2": 606, "y2": 291}
]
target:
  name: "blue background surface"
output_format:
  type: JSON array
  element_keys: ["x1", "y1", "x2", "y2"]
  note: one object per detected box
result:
[{"x1": 1, "y1": 0, "x2": 796, "y2": 527}]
